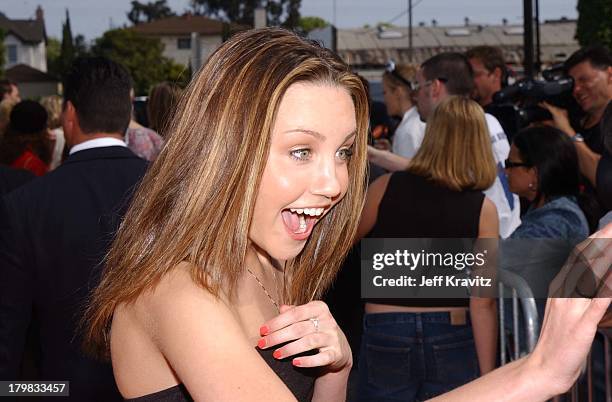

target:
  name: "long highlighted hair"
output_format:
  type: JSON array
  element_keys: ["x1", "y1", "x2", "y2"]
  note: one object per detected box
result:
[{"x1": 82, "y1": 28, "x2": 369, "y2": 359}]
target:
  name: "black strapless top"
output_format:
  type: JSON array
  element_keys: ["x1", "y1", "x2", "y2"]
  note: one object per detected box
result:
[{"x1": 123, "y1": 347, "x2": 318, "y2": 402}]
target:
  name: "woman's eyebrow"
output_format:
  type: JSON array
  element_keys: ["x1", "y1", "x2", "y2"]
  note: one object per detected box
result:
[
  {"x1": 283, "y1": 129, "x2": 357, "y2": 143},
  {"x1": 283, "y1": 128, "x2": 326, "y2": 141}
]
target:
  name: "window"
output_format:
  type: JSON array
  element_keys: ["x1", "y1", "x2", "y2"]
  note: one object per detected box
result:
[
  {"x1": 7, "y1": 45, "x2": 17, "y2": 64},
  {"x1": 177, "y1": 38, "x2": 191, "y2": 49}
]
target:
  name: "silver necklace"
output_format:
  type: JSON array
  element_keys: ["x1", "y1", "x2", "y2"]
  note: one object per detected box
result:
[{"x1": 246, "y1": 267, "x2": 280, "y2": 312}]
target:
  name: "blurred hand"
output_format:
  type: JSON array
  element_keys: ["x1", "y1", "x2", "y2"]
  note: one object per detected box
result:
[
  {"x1": 373, "y1": 138, "x2": 392, "y2": 151},
  {"x1": 539, "y1": 102, "x2": 576, "y2": 137},
  {"x1": 529, "y1": 223, "x2": 612, "y2": 394},
  {"x1": 258, "y1": 301, "x2": 352, "y2": 372}
]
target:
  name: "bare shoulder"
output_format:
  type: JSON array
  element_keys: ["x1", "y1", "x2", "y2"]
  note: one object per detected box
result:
[
  {"x1": 478, "y1": 196, "x2": 499, "y2": 238},
  {"x1": 357, "y1": 173, "x2": 392, "y2": 240},
  {"x1": 119, "y1": 262, "x2": 296, "y2": 401}
]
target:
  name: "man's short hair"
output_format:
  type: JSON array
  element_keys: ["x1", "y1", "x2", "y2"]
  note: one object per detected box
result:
[
  {"x1": 0, "y1": 79, "x2": 17, "y2": 100},
  {"x1": 466, "y1": 46, "x2": 506, "y2": 74},
  {"x1": 421, "y1": 53, "x2": 474, "y2": 96},
  {"x1": 565, "y1": 46, "x2": 612, "y2": 72},
  {"x1": 63, "y1": 57, "x2": 133, "y2": 135}
]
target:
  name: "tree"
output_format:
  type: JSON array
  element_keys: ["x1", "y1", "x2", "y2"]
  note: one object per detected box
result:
[
  {"x1": 46, "y1": 37, "x2": 62, "y2": 78},
  {"x1": 60, "y1": 9, "x2": 75, "y2": 77},
  {"x1": 127, "y1": 0, "x2": 176, "y2": 25},
  {"x1": 91, "y1": 28, "x2": 189, "y2": 95},
  {"x1": 189, "y1": 0, "x2": 301, "y2": 29},
  {"x1": 297, "y1": 16, "x2": 329, "y2": 34},
  {"x1": 48, "y1": 33, "x2": 88, "y2": 79},
  {"x1": 576, "y1": 0, "x2": 612, "y2": 49}
]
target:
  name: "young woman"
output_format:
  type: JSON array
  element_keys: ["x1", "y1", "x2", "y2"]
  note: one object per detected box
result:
[
  {"x1": 83, "y1": 28, "x2": 368, "y2": 402},
  {"x1": 382, "y1": 62, "x2": 426, "y2": 159},
  {"x1": 506, "y1": 126, "x2": 589, "y2": 241},
  {"x1": 357, "y1": 96, "x2": 499, "y2": 400},
  {"x1": 147, "y1": 82, "x2": 183, "y2": 139},
  {"x1": 0, "y1": 100, "x2": 52, "y2": 176},
  {"x1": 82, "y1": 28, "x2": 610, "y2": 402}
]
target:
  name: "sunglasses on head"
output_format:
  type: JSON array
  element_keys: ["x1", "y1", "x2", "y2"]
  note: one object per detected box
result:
[
  {"x1": 504, "y1": 159, "x2": 532, "y2": 169},
  {"x1": 385, "y1": 60, "x2": 415, "y2": 90}
]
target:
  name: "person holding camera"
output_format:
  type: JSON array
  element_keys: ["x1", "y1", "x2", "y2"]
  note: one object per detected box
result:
[{"x1": 541, "y1": 46, "x2": 612, "y2": 232}]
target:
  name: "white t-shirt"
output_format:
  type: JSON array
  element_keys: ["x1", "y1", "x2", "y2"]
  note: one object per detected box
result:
[
  {"x1": 484, "y1": 113, "x2": 521, "y2": 238},
  {"x1": 391, "y1": 106, "x2": 426, "y2": 159}
]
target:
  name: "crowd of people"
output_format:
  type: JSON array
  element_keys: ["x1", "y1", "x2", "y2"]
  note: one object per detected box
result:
[{"x1": 0, "y1": 27, "x2": 610, "y2": 402}]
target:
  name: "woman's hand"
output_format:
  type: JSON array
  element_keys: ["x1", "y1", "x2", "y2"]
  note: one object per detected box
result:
[
  {"x1": 258, "y1": 301, "x2": 352, "y2": 373},
  {"x1": 527, "y1": 223, "x2": 612, "y2": 395}
]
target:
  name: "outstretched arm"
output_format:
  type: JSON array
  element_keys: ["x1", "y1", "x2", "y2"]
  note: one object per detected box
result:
[
  {"x1": 431, "y1": 224, "x2": 612, "y2": 401},
  {"x1": 367, "y1": 146, "x2": 411, "y2": 172}
]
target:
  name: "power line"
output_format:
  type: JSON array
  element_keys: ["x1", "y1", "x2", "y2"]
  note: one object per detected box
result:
[{"x1": 386, "y1": 0, "x2": 424, "y2": 25}]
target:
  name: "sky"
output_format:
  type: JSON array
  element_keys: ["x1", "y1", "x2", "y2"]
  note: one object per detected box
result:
[{"x1": 1, "y1": 0, "x2": 579, "y2": 42}]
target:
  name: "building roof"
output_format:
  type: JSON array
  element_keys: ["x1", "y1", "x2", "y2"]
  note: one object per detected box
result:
[
  {"x1": 132, "y1": 14, "x2": 247, "y2": 36},
  {"x1": 337, "y1": 20, "x2": 578, "y2": 67},
  {"x1": 5, "y1": 64, "x2": 59, "y2": 83},
  {"x1": 0, "y1": 12, "x2": 45, "y2": 43}
]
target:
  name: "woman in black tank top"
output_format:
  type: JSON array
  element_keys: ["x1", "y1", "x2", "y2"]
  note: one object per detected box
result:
[{"x1": 356, "y1": 96, "x2": 500, "y2": 401}]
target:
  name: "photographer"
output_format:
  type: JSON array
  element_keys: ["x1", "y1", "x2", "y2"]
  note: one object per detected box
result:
[
  {"x1": 466, "y1": 46, "x2": 506, "y2": 110},
  {"x1": 541, "y1": 46, "x2": 612, "y2": 232}
]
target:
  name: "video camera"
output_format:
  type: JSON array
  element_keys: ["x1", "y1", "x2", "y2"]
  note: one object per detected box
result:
[{"x1": 486, "y1": 64, "x2": 583, "y2": 140}]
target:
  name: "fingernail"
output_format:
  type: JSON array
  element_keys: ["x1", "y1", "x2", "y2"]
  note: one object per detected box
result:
[
  {"x1": 260, "y1": 325, "x2": 269, "y2": 336},
  {"x1": 273, "y1": 350, "x2": 282, "y2": 359},
  {"x1": 293, "y1": 358, "x2": 301, "y2": 366},
  {"x1": 257, "y1": 338, "x2": 266, "y2": 349}
]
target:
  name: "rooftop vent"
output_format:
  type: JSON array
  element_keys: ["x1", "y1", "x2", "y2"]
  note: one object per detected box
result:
[
  {"x1": 378, "y1": 30, "x2": 404, "y2": 39},
  {"x1": 445, "y1": 28, "x2": 471, "y2": 36},
  {"x1": 504, "y1": 26, "x2": 524, "y2": 35}
]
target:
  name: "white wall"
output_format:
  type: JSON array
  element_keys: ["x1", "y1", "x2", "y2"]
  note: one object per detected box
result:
[
  {"x1": 159, "y1": 34, "x2": 223, "y2": 68},
  {"x1": 3, "y1": 33, "x2": 47, "y2": 72}
]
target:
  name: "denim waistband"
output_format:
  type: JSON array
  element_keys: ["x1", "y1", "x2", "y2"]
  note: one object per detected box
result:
[{"x1": 364, "y1": 311, "x2": 471, "y2": 326}]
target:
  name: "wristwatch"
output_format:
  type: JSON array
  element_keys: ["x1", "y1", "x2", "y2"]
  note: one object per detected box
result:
[{"x1": 571, "y1": 133, "x2": 585, "y2": 142}]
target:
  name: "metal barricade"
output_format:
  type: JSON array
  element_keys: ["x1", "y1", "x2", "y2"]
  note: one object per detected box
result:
[{"x1": 498, "y1": 269, "x2": 540, "y2": 364}]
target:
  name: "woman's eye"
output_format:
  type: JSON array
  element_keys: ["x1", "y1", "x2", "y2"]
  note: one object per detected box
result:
[
  {"x1": 290, "y1": 149, "x2": 311, "y2": 161},
  {"x1": 337, "y1": 146, "x2": 354, "y2": 161}
]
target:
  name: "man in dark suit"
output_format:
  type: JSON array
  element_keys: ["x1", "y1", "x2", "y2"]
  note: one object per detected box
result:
[
  {"x1": 0, "y1": 57, "x2": 149, "y2": 401},
  {"x1": 0, "y1": 166, "x2": 34, "y2": 196}
]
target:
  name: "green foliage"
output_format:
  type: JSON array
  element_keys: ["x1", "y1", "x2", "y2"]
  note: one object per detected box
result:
[
  {"x1": 127, "y1": 0, "x2": 176, "y2": 25},
  {"x1": 49, "y1": 32, "x2": 88, "y2": 80},
  {"x1": 60, "y1": 9, "x2": 75, "y2": 78},
  {"x1": 297, "y1": 16, "x2": 329, "y2": 34},
  {"x1": 91, "y1": 28, "x2": 189, "y2": 95},
  {"x1": 189, "y1": 0, "x2": 301, "y2": 29},
  {"x1": 46, "y1": 37, "x2": 61, "y2": 78},
  {"x1": 576, "y1": 0, "x2": 612, "y2": 49}
]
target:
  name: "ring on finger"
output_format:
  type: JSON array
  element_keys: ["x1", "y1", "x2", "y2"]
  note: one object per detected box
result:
[{"x1": 309, "y1": 317, "x2": 319, "y2": 332}]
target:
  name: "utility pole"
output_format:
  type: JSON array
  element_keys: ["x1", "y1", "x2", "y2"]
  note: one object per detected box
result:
[
  {"x1": 523, "y1": 0, "x2": 535, "y2": 77},
  {"x1": 408, "y1": 0, "x2": 413, "y2": 62},
  {"x1": 535, "y1": 0, "x2": 541, "y2": 73}
]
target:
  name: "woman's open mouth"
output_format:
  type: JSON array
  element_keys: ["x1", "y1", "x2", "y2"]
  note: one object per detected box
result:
[{"x1": 281, "y1": 207, "x2": 326, "y2": 240}]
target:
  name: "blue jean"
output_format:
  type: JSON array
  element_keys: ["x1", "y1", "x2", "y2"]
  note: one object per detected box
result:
[{"x1": 357, "y1": 312, "x2": 479, "y2": 402}]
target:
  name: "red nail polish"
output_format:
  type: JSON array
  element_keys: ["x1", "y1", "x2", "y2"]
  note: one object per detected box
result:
[
  {"x1": 273, "y1": 350, "x2": 282, "y2": 359},
  {"x1": 260, "y1": 325, "x2": 269, "y2": 336},
  {"x1": 257, "y1": 338, "x2": 266, "y2": 348},
  {"x1": 293, "y1": 358, "x2": 301, "y2": 366}
]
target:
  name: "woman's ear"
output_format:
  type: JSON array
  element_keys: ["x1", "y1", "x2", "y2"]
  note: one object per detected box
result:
[{"x1": 528, "y1": 166, "x2": 539, "y2": 191}]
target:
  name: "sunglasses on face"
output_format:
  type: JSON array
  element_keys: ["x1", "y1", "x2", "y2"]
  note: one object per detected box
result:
[{"x1": 504, "y1": 159, "x2": 532, "y2": 169}]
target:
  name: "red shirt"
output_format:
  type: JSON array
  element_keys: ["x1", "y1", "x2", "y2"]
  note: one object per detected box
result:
[{"x1": 11, "y1": 149, "x2": 49, "y2": 177}]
